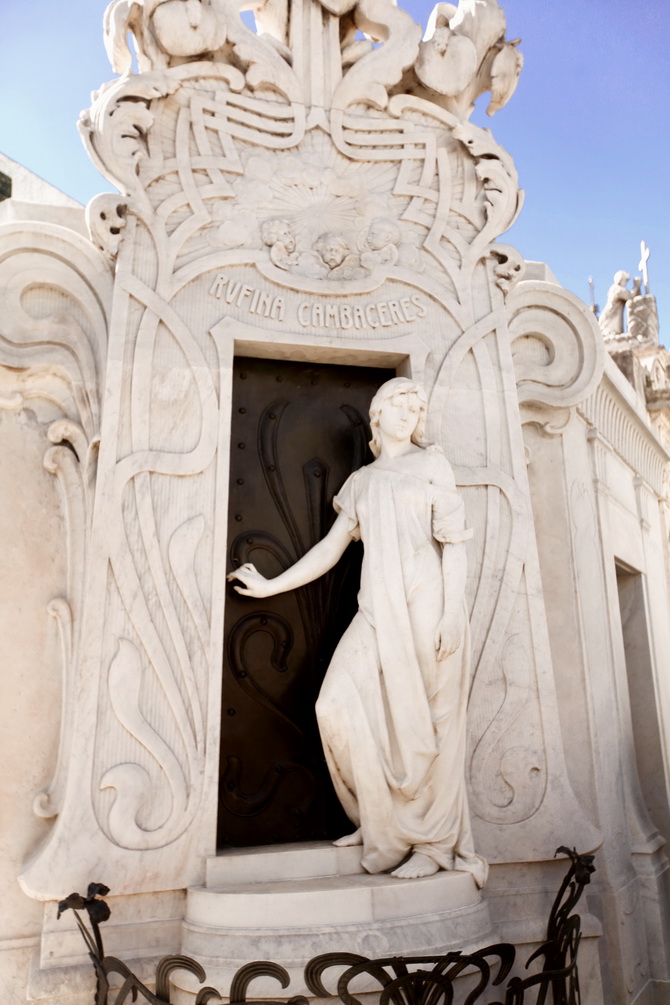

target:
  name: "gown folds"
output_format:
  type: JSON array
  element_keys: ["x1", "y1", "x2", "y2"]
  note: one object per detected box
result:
[{"x1": 315, "y1": 446, "x2": 488, "y2": 887}]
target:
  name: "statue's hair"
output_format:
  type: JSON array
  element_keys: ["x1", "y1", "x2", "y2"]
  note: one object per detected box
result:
[
  {"x1": 368, "y1": 218, "x2": 401, "y2": 245},
  {"x1": 261, "y1": 218, "x2": 292, "y2": 247},
  {"x1": 314, "y1": 232, "x2": 350, "y2": 254},
  {"x1": 614, "y1": 269, "x2": 630, "y2": 285},
  {"x1": 368, "y1": 377, "x2": 429, "y2": 458}
]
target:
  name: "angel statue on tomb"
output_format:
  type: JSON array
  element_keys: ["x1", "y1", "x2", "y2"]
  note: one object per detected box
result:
[
  {"x1": 598, "y1": 270, "x2": 633, "y2": 337},
  {"x1": 228, "y1": 377, "x2": 488, "y2": 886}
]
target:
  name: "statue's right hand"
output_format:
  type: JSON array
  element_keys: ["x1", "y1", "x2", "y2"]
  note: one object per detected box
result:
[{"x1": 227, "y1": 563, "x2": 274, "y2": 598}]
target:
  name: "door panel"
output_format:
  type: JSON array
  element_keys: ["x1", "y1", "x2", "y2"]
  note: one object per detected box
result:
[{"x1": 218, "y1": 356, "x2": 393, "y2": 847}]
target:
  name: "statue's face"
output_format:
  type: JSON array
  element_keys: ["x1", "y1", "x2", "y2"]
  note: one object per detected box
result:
[
  {"x1": 378, "y1": 391, "x2": 421, "y2": 441},
  {"x1": 368, "y1": 223, "x2": 394, "y2": 250},
  {"x1": 318, "y1": 237, "x2": 348, "y2": 268}
]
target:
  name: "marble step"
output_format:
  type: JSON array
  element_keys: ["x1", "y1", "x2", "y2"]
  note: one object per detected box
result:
[
  {"x1": 205, "y1": 839, "x2": 365, "y2": 887},
  {"x1": 190, "y1": 867, "x2": 479, "y2": 929},
  {"x1": 179, "y1": 867, "x2": 491, "y2": 1000}
]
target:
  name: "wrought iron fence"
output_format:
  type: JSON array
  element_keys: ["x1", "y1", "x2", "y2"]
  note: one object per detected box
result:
[{"x1": 58, "y1": 846, "x2": 595, "y2": 1005}]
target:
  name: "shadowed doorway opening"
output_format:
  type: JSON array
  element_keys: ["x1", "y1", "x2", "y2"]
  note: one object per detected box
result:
[{"x1": 218, "y1": 355, "x2": 394, "y2": 848}]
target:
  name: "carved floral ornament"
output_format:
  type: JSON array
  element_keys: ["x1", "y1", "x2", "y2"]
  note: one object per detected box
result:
[
  {"x1": 102, "y1": 0, "x2": 522, "y2": 114},
  {"x1": 80, "y1": 0, "x2": 526, "y2": 295}
]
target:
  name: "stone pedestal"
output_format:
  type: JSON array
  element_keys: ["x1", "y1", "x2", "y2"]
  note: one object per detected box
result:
[{"x1": 175, "y1": 842, "x2": 493, "y2": 1000}]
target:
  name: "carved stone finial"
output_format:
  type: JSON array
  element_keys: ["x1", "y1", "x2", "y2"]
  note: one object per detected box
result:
[
  {"x1": 103, "y1": 0, "x2": 301, "y2": 102},
  {"x1": 414, "y1": 0, "x2": 522, "y2": 119},
  {"x1": 86, "y1": 194, "x2": 128, "y2": 260},
  {"x1": 99, "y1": 0, "x2": 520, "y2": 119},
  {"x1": 104, "y1": 0, "x2": 228, "y2": 72},
  {"x1": 629, "y1": 293, "x2": 660, "y2": 345},
  {"x1": 587, "y1": 275, "x2": 599, "y2": 317},
  {"x1": 489, "y1": 243, "x2": 525, "y2": 294}
]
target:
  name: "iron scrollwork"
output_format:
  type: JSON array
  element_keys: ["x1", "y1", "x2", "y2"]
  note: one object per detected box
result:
[{"x1": 59, "y1": 848, "x2": 595, "y2": 1005}]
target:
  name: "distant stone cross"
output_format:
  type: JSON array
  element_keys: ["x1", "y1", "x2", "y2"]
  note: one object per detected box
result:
[{"x1": 638, "y1": 241, "x2": 651, "y2": 294}]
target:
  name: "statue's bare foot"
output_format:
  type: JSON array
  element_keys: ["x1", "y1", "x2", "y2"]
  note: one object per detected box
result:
[
  {"x1": 391, "y1": 852, "x2": 439, "y2": 879},
  {"x1": 333, "y1": 829, "x2": 363, "y2": 847}
]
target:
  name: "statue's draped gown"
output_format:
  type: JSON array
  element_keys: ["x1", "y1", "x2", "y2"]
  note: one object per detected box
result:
[{"x1": 315, "y1": 447, "x2": 488, "y2": 887}]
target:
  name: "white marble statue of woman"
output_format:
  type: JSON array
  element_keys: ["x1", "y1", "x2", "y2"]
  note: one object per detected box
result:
[{"x1": 228, "y1": 377, "x2": 488, "y2": 887}]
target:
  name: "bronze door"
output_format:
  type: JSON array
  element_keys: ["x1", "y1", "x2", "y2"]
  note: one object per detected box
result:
[{"x1": 218, "y1": 356, "x2": 393, "y2": 847}]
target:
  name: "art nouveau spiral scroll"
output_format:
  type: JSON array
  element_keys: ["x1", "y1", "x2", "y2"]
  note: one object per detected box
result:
[
  {"x1": 0, "y1": 222, "x2": 112, "y2": 821},
  {"x1": 508, "y1": 282, "x2": 605, "y2": 411}
]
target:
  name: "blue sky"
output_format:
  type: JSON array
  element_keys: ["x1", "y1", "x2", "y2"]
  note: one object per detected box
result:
[{"x1": 2, "y1": 0, "x2": 669, "y2": 327}]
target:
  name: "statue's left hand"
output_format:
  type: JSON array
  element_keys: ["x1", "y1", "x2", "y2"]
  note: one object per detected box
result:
[
  {"x1": 435, "y1": 611, "x2": 464, "y2": 661},
  {"x1": 227, "y1": 563, "x2": 275, "y2": 598}
]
